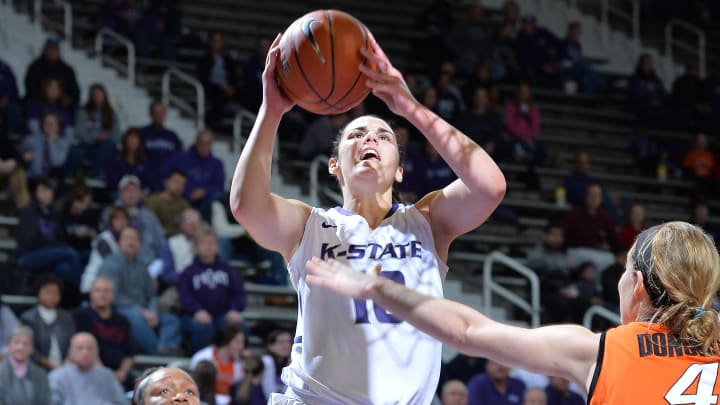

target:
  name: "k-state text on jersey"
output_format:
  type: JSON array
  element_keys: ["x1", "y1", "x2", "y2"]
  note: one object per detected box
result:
[{"x1": 320, "y1": 241, "x2": 424, "y2": 260}]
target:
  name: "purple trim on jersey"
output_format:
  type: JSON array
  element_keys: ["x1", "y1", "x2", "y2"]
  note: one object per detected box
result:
[
  {"x1": 294, "y1": 336, "x2": 302, "y2": 344},
  {"x1": 333, "y1": 203, "x2": 400, "y2": 219}
]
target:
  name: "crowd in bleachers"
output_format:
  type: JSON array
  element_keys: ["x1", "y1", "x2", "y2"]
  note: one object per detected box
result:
[{"x1": 2, "y1": 0, "x2": 720, "y2": 404}]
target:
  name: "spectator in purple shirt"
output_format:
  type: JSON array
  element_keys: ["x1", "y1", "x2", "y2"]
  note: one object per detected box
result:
[
  {"x1": 467, "y1": 359, "x2": 526, "y2": 404},
  {"x1": 179, "y1": 225, "x2": 246, "y2": 352},
  {"x1": 139, "y1": 101, "x2": 182, "y2": 191},
  {"x1": 545, "y1": 376, "x2": 585, "y2": 405},
  {"x1": 25, "y1": 78, "x2": 74, "y2": 138},
  {"x1": 627, "y1": 53, "x2": 669, "y2": 128},
  {"x1": 171, "y1": 129, "x2": 225, "y2": 218},
  {"x1": 105, "y1": 128, "x2": 151, "y2": 195}
]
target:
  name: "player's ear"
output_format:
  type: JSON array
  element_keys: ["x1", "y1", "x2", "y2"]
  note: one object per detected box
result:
[
  {"x1": 394, "y1": 166, "x2": 403, "y2": 183},
  {"x1": 328, "y1": 157, "x2": 339, "y2": 175},
  {"x1": 633, "y1": 270, "x2": 647, "y2": 300}
]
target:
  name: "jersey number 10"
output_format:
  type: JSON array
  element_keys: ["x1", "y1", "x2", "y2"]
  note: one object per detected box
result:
[{"x1": 353, "y1": 271, "x2": 405, "y2": 324}]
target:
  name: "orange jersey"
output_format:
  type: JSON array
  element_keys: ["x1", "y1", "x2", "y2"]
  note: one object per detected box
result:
[{"x1": 589, "y1": 322, "x2": 720, "y2": 405}]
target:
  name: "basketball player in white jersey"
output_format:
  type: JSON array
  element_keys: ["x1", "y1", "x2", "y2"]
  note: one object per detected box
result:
[{"x1": 229, "y1": 32, "x2": 506, "y2": 405}]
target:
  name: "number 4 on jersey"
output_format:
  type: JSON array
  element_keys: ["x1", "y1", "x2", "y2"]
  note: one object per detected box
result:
[{"x1": 665, "y1": 363, "x2": 719, "y2": 405}]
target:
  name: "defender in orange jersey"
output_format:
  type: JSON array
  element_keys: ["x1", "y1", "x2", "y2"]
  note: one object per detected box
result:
[{"x1": 306, "y1": 221, "x2": 720, "y2": 404}]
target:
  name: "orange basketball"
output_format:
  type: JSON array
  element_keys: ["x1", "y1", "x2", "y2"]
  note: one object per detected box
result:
[{"x1": 276, "y1": 10, "x2": 374, "y2": 115}]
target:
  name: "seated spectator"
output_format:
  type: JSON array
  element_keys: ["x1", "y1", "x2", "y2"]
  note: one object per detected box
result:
[
  {"x1": 24, "y1": 36, "x2": 79, "y2": 109},
  {"x1": 19, "y1": 112, "x2": 71, "y2": 181},
  {"x1": 399, "y1": 139, "x2": 456, "y2": 202},
  {"x1": 48, "y1": 332, "x2": 126, "y2": 404},
  {"x1": 74, "y1": 277, "x2": 133, "y2": 388},
  {"x1": 179, "y1": 225, "x2": 246, "y2": 352},
  {"x1": 260, "y1": 329, "x2": 292, "y2": 398},
  {"x1": 26, "y1": 78, "x2": 74, "y2": 138},
  {"x1": 0, "y1": 135, "x2": 30, "y2": 209},
  {"x1": 234, "y1": 352, "x2": 267, "y2": 405},
  {"x1": 617, "y1": 202, "x2": 647, "y2": 250},
  {"x1": 105, "y1": 127, "x2": 150, "y2": 194},
  {"x1": 98, "y1": 226, "x2": 181, "y2": 355},
  {"x1": 16, "y1": 178, "x2": 82, "y2": 289},
  {"x1": 145, "y1": 170, "x2": 189, "y2": 236},
  {"x1": 499, "y1": 0, "x2": 521, "y2": 29},
  {"x1": 299, "y1": 113, "x2": 349, "y2": 161},
  {"x1": 193, "y1": 360, "x2": 218, "y2": 405},
  {"x1": 562, "y1": 184, "x2": 616, "y2": 271},
  {"x1": 59, "y1": 183, "x2": 98, "y2": 265},
  {"x1": 456, "y1": 87, "x2": 505, "y2": 157},
  {"x1": 545, "y1": 376, "x2": 584, "y2": 405},
  {"x1": 627, "y1": 54, "x2": 669, "y2": 128},
  {"x1": 463, "y1": 62, "x2": 495, "y2": 103},
  {"x1": 559, "y1": 22, "x2": 604, "y2": 95},
  {"x1": 563, "y1": 151, "x2": 598, "y2": 207},
  {"x1": 20, "y1": 275, "x2": 75, "y2": 370},
  {"x1": 490, "y1": 22, "x2": 520, "y2": 83},
  {"x1": 145, "y1": 0, "x2": 181, "y2": 61},
  {"x1": 172, "y1": 129, "x2": 225, "y2": 218},
  {"x1": 0, "y1": 299, "x2": 19, "y2": 358},
  {"x1": 68, "y1": 83, "x2": 121, "y2": 179},
  {"x1": 103, "y1": 0, "x2": 151, "y2": 59},
  {"x1": 628, "y1": 128, "x2": 660, "y2": 178},
  {"x1": 434, "y1": 68, "x2": 466, "y2": 124},
  {"x1": 671, "y1": 62, "x2": 710, "y2": 131},
  {"x1": 158, "y1": 208, "x2": 201, "y2": 311},
  {"x1": 682, "y1": 132, "x2": 715, "y2": 196},
  {"x1": 240, "y1": 35, "x2": 271, "y2": 112},
  {"x1": 0, "y1": 326, "x2": 51, "y2": 404},
  {"x1": 81, "y1": 206, "x2": 129, "y2": 294},
  {"x1": 439, "y1": 353, "x2": 486, "y2": 396},
  {"x1": 440, "y1": 379, "x2": 468, "y2": 405},
  {"x1": 467, "y1": 359, "x2": 526, "y2": 404},
  {"x1": 523, "y1": 387, "x2": 547, "y2": 405},
  {"x1": 139, "y1": 101, "x2": 182, "y2": 191},
  {"x1": 514, "y1": 16, "x2": 560, "y2": 88},
  {"x1": 444, "y1": 2, "x2": 493, "y2": 75},
  {"x1": 132, "y1": 366, "x2": 200, "y2": 404},
  {"x1": 196, "y1": 31, "x2": 240, "y2": 125},
  {"x1": 103, "y1": 175, "x2": 166, "y2": 257},
  {"x1": 505, "y1": 83, "x2": 545, "y2": 164},
  {"x1": 690, "y1": 198, "x2": 720, "y2": 247},
  {"x1": 190, "y1": 324, "x2": 247, "y2": 400},
  {"x1": 0, "y1": 57, "x2": 22, "y2": 135},
  {"x1": 211, "y1": 198, "x2": 286, "y2": 286},
  {"x1": 410, "y1": 0, "x2": 454, "y2": 77}
]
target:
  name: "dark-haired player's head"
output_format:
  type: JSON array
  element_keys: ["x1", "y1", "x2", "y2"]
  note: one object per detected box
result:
[{"x1": 133, "y1": 367, "x2": 199, "y2": 405}]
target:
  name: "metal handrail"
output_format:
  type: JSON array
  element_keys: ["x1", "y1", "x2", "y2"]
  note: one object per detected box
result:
[
  {"x1": 601, "y1": 0, "x2": 639, "y2": 57},
  {"x1": 95, "y1": 27, "x2": 135, "y2": 85},
  {"x1": 161, "y1": 67, "x2": 205, "y2": 129},
  {"x1": 33, "y1": 0, "x2": 72, "y2": 45},
  {"x1": 232, "y1": 109, "x2": 258, "y2": 153},
  {"x1": 482, "y1": 251, "x2": 541, "y2": 328},
  {"x1": 665, "y1": 19, "x2": 706, "y2": 77},
  {"x1": 582, "y1": 305, "x2": 621, "y2": 330},
  {"x1": 309, "y1": 154, "x2": 330, "y2": 207}
]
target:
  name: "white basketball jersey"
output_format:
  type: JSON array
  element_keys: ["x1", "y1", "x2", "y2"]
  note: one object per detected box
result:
[{"x1": 283, "y1": 203, "x2": 448, "y2": 405}]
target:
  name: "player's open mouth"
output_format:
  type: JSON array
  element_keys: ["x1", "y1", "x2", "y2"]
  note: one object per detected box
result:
[{"x1": 359, "y1": 149, "x2": 380, "y2": 161}]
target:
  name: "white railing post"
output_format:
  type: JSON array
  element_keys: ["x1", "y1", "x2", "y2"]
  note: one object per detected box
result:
[
  {"x1": 582, "y1": 305, "x2": 621, "y2": 329},
  {"x1": 232, "y1": 109, "x2": 258, "y2": 153},
  {"x1": 161, "y1": 67, "x2": 205, "y2": 129},
  {"x1": 665, "y1": 19, "x2": 706, "y2": 77},
  {"x1": 309, "y1": 155, "x2": 329, "y2": 207},
  {"x1": 482, "y1": 250, "x2": 541, "y2": 328},
  {"x1": 95, "y1": 28, "x2": 135, "y2": 85}
]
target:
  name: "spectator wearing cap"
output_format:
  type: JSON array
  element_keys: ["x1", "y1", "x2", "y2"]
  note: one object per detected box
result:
[
  {"x1": 98, "y1": 226, "x2": 181, "y2": 355},
  {"x1": 18, "y1": 112, "x2": 71, "y2": 181},
  {"x1": 24, "y1": 36, "x2": 80, "y2": 109},
  {"x1": 145, "y1": 170, "x2": 189, "y2": 236},
  {"x1": 139, "y1": 101, "x2": 182, "y2": 191},
  {"x1": 105, "y1": 127, "x2": 150, "y2": 195},
  {"x1": 16, "y1": 178, "x2": 82, "y2": 289},
  {"x1": 170, "y1": 129, "x2": 225, "y2": 218},
  {"x1": 103, "y1": 174, "x2": 166, "y2": 257}
]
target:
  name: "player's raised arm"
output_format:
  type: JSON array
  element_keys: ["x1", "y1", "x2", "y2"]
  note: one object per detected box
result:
[
  {"x1": 305, "y1": 257, "x2": 600, "y2": 391},
  {"x1": 229, "y1": 34, "x2": 311, "y2": 259},
  {"x1": 359, "y1": 36, "x2": 506, "y2": 260}
]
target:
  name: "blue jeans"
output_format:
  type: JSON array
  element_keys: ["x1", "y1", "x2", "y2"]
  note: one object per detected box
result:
[
  {"x1": 117, "y1": 306, "x2": 181, "y2": 354},
  {"x1": 181, "y1": 315, "x2": 227, "y2": 352},
  {"x1": 18, "y1": 246, "x2": 82, "y2": 288}
]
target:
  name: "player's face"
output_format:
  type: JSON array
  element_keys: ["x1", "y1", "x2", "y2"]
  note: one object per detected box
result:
[
  {"x1": 142, "y1": 369, "x2": 200, "y2": 405},
  {"x1": 332, "y1": 116, "x2": 403, "y2": 190}
]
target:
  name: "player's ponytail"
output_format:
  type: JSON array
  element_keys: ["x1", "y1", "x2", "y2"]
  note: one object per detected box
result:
[{"x1": 637, "y1": 222, "x2": 720, "y2": 355}]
